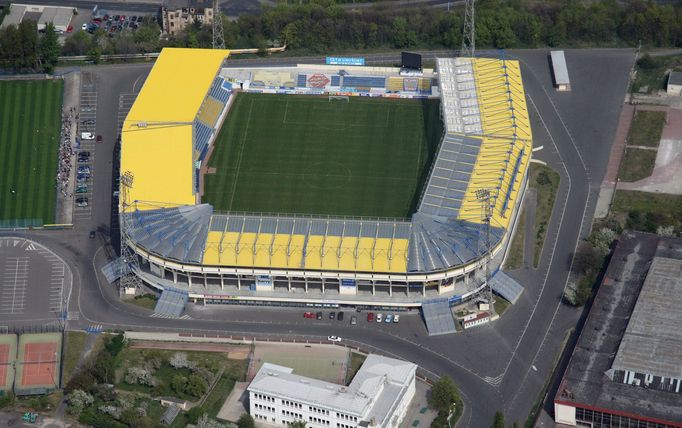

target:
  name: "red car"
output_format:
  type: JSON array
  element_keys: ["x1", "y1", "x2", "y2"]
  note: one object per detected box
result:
[
  {"x1": 96, "y1": 135, "x2": 103, "y2": 143},
  {"x1": 303, "y1": 312, "x2": 315, "y2": 319},
  {"x1": 367, "y1": 312, "x2": 374, "y2": 322}
]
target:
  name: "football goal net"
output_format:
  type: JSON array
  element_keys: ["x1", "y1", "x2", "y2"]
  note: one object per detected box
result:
[{"x1": 328, "y1": 95, "x2": 349, "y2": 103}]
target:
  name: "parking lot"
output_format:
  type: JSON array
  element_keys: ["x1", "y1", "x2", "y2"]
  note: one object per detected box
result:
[
  {"x1": 68, "y1": 7, "x2": 158, "y2": 39},
  {"x1": 74, "y1": 73, "x2": 98, "y2": 221},
  {"x1": 0, "y1": 238, "x2": 71, "y2": 324}
]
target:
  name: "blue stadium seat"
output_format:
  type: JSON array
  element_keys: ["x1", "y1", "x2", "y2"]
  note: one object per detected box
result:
[
  {"x1": 330, "y1": 75, "x2": 341, "y2": 86},
  {"x1": 208, "y1": 76, "x2": 230, "y2": 104},
  {"x1": 297, "y1": 74, "x2": 307, "y2": 88},
  {"x1": 194, "y1": 121, "x2": 213, "y2": 159},
  {"x1": 342, "y1": 76, "x2": 386, "y2": 88}
]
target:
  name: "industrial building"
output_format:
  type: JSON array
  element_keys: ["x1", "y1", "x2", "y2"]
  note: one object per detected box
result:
[
  {"x1": 0, "y1": 3, "x2": 73, "y2": 32},
  {"x1": 554, "y1": 231, "x2": 682, "y2": 427},
  {"x1": 247, "y1": 354, "x2": 416, "y2": 428}
]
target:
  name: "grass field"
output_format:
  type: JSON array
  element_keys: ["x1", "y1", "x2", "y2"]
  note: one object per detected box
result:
[
  {"x1": 618, "y1": 147, "x2": 657, "y2": 182},
  {"x1": 626, "y1": 110, "x2": 665, "y2": 147},
  {"x1": 204, "y1": 93, "x2": 442, "y2": 218},
  {"x1": 0, "y1": 80, "x2": 63, "y2": 226}
]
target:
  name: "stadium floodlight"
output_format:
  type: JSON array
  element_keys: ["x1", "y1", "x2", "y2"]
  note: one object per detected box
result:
[{"x1": 475, "y1": 187, "x2": 495, "y2": 315}]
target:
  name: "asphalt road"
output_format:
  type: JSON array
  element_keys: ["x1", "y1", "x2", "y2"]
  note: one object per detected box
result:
[{"x1": 0, "y1": 48, "x2": 635, "y2": 426}]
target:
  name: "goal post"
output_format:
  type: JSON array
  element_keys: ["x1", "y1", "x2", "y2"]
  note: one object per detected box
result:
[{"x1": 328, "y1": 95, "x2": 349, "y2": 103}]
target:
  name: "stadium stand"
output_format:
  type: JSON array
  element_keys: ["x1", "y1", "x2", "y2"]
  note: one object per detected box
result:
[
  {"x1": 341, "y1": 76, "x2": 386, "y2": 88},
  {"x1": 296, "y1": 74, "x2": 307, "y2": 87},
  {"x1": 120, "y1": 49, "x2": 532, "y2": 307}
]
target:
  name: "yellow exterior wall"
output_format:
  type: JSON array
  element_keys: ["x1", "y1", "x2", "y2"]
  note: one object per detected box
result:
[{"x1": 120, "y1": 48, "x2": 228, "y2": 211}]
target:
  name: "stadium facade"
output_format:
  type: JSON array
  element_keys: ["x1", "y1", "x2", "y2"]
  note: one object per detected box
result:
[{"x1": 120, "y1": 48, "x2": 532, "y2": 307}]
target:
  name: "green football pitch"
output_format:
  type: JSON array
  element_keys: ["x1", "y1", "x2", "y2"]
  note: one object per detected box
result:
[
  {"x1": 0, "y1": 80, "x2": 63, "y2": 226},
  {"x1": 203, "y1": 94, "x2": 442, "y2": 218}
]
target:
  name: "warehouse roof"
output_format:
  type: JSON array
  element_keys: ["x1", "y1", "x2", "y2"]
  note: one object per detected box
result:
[
  {"x1": 555, "y1": 231, "x2": 682, "y2": 425},
  {"x1": 669, "y1": 71, "x2": 682, "y2": 86},
  {"x1": 611, "y1": 255, "x2": 682, "y2": 380}
]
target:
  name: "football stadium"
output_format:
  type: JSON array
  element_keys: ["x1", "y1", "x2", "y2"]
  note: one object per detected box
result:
[{"x1": 120, "y1": 48, "x2": 532, "y2": 308}]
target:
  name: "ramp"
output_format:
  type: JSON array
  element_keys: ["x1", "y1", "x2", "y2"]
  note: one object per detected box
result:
[
  {"x1": 490, "y1": 270, "x2": 524, "y2": 304},
  {"x1": 154, "y1": 288, "x2": 189, "y2": 318},
  {"x1": 101, "y1": 258, "x2": 129, "y2": 284},
  {"x1": 422, "y1": 298, "x2": 457, "y2": 336}
]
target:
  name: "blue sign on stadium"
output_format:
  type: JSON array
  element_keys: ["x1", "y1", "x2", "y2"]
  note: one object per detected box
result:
[
  {"x1": 326, "y1": 57, "x2": 365, "y2": 66},
  {"x1": 341, "y1": 279, "x2": 356, "y2": 287}
]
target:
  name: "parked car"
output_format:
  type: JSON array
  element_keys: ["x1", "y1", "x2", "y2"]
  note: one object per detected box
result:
[
  {"x1": 89, "y1": 230, "x2": 96, "y2": 239},
  {"x1": 81, "y1": 132, "x2": 94, "y2": 140},
  {"x1": 77, "y1": 166, "x2": 91, "y2": 174},
  {"x1": 329, "y1": 312, "x2": 335, "y2": 320},
  {"x1": 350, "y1": 316, "x2": 357, "y2": 325},
  {"x1": 337, "y1": 311, "x2": 344, "y2": 321},
  {"x1": 385, "y1": 314, "x2": 393, "y2": 323},
  {"x1": 66, "y1": 25, "x2": 73, "y2": 33},
  {"x1": 96, "y1": 135, "x2": 103, "y2": 143},
  {"x1": 76, "y1": 197, "x2": 88, "y2": 207},
  {"x1": 376, "y1": 313, "x2": 383, "y2": 323},
  {"x1": 77, "y1": 173, "x2": 89, "y2": 181},
  {"x1": 76, "y1": 185, "x2": 88, "y2": 193},
  {"x1": 316, "y1": 312, "x2": 322, "y2": 320},
  {"x1": 303, "y1": 312, "x2": 315, "y2": 319},
  {"x1": 81, "y1": 23, "x2": 88, "y2": 31},
  {"x1": 327, "y1": 336, "x2": 341, "y2": 343},
  {"x1": 367, "y1": 312, "x2": 374, "y2": 322},
  {"x1": 393, "y1": 314, "x2": 400, "y2": 323}
]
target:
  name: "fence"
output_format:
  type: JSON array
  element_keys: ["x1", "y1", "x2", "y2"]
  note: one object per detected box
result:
[{"x1": 0, "y1": 218, "x2": 43, "y2": 229}]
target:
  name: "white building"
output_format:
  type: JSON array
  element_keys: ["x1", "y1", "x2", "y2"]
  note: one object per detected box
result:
[
  {"x1": 247, "y1": 354, "x2": 417, "y2": 428},
  {"x1": 667, "y1": 71, "x2": 682, "y2": 96}
]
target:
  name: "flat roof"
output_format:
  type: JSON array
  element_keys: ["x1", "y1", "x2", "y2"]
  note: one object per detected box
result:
[
  {"x1": 248, "y1": 354, "x2": 415, "y2": 421},
  {"x1": 669, "y1": 71, "x2": 682, "y2": 86},
  {"x1": 555, "y1": 231, "x2": 682, "y2": 425},
  {"x1": 611, "y1": 256, "x2": 682, "y2": 380},
  {"x1": 550, "y1": 51, "x2": 570, "y2": 85},
  {"x1": 0, "y1": 4, "x2": 26, "y2": 29},
  {"x1": 121, "y1": 48, "x2": 228, "y2": 207}
]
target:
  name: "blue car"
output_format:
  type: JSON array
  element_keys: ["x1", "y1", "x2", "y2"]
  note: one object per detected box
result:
[{"x1": 385, "y1": 314, "x2": 393, "y2": 323}]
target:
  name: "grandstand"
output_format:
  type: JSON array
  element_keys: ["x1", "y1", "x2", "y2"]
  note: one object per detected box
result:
[{"x1": 120, "y1": 48, "x2": 532, "y2": 307}]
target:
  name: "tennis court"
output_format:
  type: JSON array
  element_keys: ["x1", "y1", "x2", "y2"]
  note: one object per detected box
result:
[
  {"x1": 249, "y1": 342, "x2": 349, "y2": 384},
  {"x1": 0, "y1": 334, "x2": 17, "y2": 394},
  {"x1": 16, "y1": 333, "x2": 62, "y2": 393}
]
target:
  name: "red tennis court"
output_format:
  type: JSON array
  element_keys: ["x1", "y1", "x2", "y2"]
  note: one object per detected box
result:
[
  {"x1": 21, "y1": 342, "x2": 57, "y2": 387},
  {"x1": 0, "y1": 344, "x2": 9, "y2": 387}
]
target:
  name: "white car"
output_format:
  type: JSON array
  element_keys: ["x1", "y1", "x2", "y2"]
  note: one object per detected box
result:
[
  {"x1": 376, "y1": 313, "x2": 383, "y2": 323},
  {"x1": 81, "y1": 23, "x2": 87, "y2": 31},
  {"x1": 327, "y1": 336, "x2": 341, "y2": 343},
  {"x1": 81, "y1": 132, "x2": 94, "y2": 140},
  {"x1": 393, "y1": 314, "x2": 400, "y2": 323}
]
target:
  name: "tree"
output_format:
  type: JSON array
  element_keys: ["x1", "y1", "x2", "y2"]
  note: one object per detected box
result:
[
  {"x1": 197, "y1": 414, "x2": 227, "y2": 428},
  {"x1": 66, "y1": 389, "x2": 94, "y2": 416},
  {"x1": 491, "y1": 411, "x2": 505, "y2": 428},
  {"x1": 186, "y1": 374, "x2": 208, "y2": 397},
  {"x1": 289, "y1": 421, "x2": 307, "y2": 428},
  {"x1": 38, "y1": 23, "x2": 61, "y2": 72},
  {"x1": 428, "y1": 376, "x2": 460, "y2": 413},
  {"x1": 171, "y1": 374, "x2": 187, "y2": 394},
  {"x1": 63, "y1": 30, "x2": 93, "y2": 55},
  {"x1": 238, "y1": 413, "x2": 256, "y2": 428}
]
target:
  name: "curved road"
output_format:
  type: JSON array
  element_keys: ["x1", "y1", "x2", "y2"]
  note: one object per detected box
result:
[{"x1": 0, "y1": 49, "x2": 634, "y2": 426}]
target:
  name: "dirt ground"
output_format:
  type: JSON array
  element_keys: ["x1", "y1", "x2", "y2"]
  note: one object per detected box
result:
[{"x1": 128, "y1": 340, "x2": 250, "y2": 359}]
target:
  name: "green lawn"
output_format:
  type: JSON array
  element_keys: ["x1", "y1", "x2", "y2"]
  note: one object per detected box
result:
[
  {"x1": 618, "y1": 147, "x2": 657, "y2": 182},
  {"x1": 0, "y1": 80, "x2": 63, "y2": 226},
  {"x1": 62, "y1": 331, "x2": 88, "y2": 384},
  {"x1": 123, "y1": 293, "x2": 159, "y2": 310},
  {"x1": 504, "y1": 205, "x2": 525, "y2": 270},
  {"x1": 610, "y1": 190, "x2": 682, "y2": 233},
  {"x1": 204, "y1": 93, "x2": 442, "y2": 218},
  {"x1": 626, "y1": 110, "x2": 666, "y2": 147},
  {"x1": 530, "y1": 164, "x2": 560, "y2": 268},
  {"x1": 345, "y1": 352, "x2": 367, "y2": 384},
  {"x1": 632, "y1": 54, "x2": 682, "y2": 94}
]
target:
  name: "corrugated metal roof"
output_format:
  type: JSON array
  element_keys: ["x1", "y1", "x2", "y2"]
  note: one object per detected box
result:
[{"x1": 550, "y1": 51, "x2": 570, "y2": 85}]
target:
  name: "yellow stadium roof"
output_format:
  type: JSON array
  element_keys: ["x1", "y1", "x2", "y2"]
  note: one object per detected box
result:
[{"x1": 121, "y1": 48, "x2": 229, "y2": 209}]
